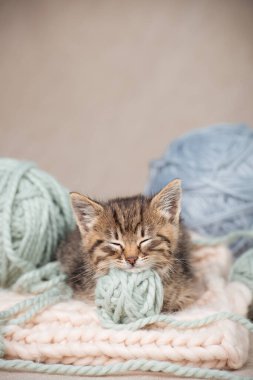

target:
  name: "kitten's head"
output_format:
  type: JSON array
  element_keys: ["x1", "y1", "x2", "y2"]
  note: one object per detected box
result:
[{"x1": 71, "y1": 179, "x2": 182, "y2": 277}]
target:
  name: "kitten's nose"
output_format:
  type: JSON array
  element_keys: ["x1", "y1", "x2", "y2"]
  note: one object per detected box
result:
[{"x1": 126, "y1": 256, "x2": 138, "y2": 266}]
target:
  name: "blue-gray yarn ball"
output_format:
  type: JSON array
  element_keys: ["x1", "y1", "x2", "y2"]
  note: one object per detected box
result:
[
  {"x1": 145, "y1": 124, "x2": 253, "y2": 255},
  {"x1": 0, "y1": 158, "x2": 75, "y2": 287}
]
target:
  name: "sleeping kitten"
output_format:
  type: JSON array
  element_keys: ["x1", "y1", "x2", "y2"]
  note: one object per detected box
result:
[{"x1": 57, "y1": 179, "x2": 196, "y2": 312}]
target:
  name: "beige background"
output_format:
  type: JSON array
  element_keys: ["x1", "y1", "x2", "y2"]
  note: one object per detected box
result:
[
  {"x1": 1, "y1": 0, "x2": 253, "y2": 199},
  {"x1": 0, "y1": 1, "x2": 253, "y2": 377}
]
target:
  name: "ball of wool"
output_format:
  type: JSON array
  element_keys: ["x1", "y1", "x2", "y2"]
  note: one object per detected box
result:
[
  {"x1": 0, "y1": 158, "x2": 75, "y2": 287},
  {"x1": 146, "y1": 124, "x2": 253, "y2": 255},
  {"x1": 95, "y1": 268, "x2": 164, "y2": 325}
]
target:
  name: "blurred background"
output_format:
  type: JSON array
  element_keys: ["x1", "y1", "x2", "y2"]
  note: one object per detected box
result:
[{"x1": 0, "y1": 0, "x2": 253, "y2": 199}]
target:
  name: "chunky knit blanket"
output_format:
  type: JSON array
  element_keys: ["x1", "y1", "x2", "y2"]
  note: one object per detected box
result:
[{"x1": 0, "y1": 244, "x2": 252, "y2": 375}]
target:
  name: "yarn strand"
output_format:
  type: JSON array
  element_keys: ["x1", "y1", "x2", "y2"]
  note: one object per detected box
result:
[
  {"x1": 98, "y1": 310, "x2": 253, "y2": 332},
  {"x1": 0, "y1": 358, "x2": 252, "y2": 380}
]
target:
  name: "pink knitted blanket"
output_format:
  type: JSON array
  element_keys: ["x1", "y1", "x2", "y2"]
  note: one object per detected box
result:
[{"x1": 0, "y1": 245, "x2": 252, "y2": 370}]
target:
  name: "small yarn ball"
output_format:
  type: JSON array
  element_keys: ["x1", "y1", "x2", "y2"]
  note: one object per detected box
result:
[
  {"x1": 146, "y1": 124, "x2": 253, "y2": 255},
  {"x1": 95, "y1": 268, "x2": 164, "y2": 325},
  {"x1": 0, "y1": 158, "x2": 75, "y2": 287}
]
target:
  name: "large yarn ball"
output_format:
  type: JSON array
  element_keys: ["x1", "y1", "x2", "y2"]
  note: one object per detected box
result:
[
  {"x1": 146, "y1": 124, "x2": 253, "y2": 255},
  {"x1": 0, "y1": 158, "x2": 75, "y2": 287},
  {"x1": 95, "y1": 268, "x2": 164, "y2": 325}
]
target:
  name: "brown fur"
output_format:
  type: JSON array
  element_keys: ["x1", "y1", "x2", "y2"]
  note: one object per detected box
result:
[{"x1": 57, "y1": 180, "x2": 197, "y2": 312}]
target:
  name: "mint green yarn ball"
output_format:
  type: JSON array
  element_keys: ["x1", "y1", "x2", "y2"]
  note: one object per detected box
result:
[
  {"x1": 95, "y1": 268, "x2": 164, "y2": 325},
  {"x1": 0, "y1": 158, "x2": 75, "y2": 287}
]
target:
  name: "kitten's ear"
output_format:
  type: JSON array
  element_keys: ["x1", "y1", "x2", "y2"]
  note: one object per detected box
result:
[
  {"x1": 151, "y1": 179, "x2": 182, "y2": 223},
  {"x1": 70, "y1": 192, "x2": 104, "y2": 234}
]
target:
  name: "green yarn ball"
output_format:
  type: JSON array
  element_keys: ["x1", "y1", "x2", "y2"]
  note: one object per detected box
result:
[
  {"x1": 0, "y1": 158, "x2": 75, "y2": 287},
  {"x1": 95, "y1": 268, "x2": 164, "y2": 325}
]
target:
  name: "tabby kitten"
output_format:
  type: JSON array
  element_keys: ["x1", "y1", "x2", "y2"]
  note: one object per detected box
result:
[{"x1": 57, "y1": 179, "x2": 196, "y2": 312}]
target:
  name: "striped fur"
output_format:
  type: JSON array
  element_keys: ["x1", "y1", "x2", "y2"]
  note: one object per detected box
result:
[{"x1": 57, "y1": 180, "x2": 197, "y2": 312}]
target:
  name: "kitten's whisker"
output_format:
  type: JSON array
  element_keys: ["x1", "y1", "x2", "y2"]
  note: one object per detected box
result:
[{"x1": 69, "y1": 266, "x2": 95, "y2": 281}]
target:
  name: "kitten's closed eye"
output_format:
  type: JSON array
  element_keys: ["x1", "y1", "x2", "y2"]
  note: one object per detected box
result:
[
  {"x1": 139, "y1": 237, "x2": 170, "y2": 254},
  {"x1": 138, "y1": 238, "x2": 151, "y2": 247},
  {"x1": 108, "y1": 242, "x2": 124, "y2": 251}
]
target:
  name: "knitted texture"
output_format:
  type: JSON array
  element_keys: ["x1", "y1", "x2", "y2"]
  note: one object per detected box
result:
[
  {"x1": 0, "y1": 158, "x2": 75, "y2": 287},
  {"x1": 0, "y1": 244, "x2": 252, "y2": 378},
  {"x1": 145, "y1": 124, "x2": 253, "y2": 255},
  {"x1": 95, "y1": 268, "x2": 163, "y2": 324}
]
